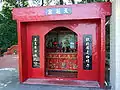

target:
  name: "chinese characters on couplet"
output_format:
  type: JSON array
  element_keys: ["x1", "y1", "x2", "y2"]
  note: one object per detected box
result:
[
  {"x1": 32, "y1": 36, "x2": 40, "y2": 68},
  {"x1": 83, "y1": 35, "x2": 92, "y2": 70},
  {"x1": 46, "y1": 7, "x2": 72, "y2": 15}
]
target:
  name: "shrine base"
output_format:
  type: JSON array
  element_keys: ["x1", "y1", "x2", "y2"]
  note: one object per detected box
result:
[
  {"x1": 23, "y1": 78, "x2": 100, "y2": 88},
  {"x1": 47, "y1": 70, "x2": 77, "y2": 78}
]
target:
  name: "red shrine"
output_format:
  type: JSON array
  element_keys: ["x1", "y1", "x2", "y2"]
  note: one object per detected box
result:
[{"x1": 12, "y1": 2, "x2": 111, "y2": 88}]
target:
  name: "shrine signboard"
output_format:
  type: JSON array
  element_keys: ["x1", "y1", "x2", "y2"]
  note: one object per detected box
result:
[{"x1": 46, "y1": 7, "x2": 72, "y2": 15}]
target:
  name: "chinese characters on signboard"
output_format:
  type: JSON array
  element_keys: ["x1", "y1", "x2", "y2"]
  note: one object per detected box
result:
[
  {"x1": 46, "y1": 7, "x2": 72, "y2": 15},
  {"x1": 83, "y1": 35, "x2": 92, "y2": 70},
  {"x1": 32, "y1": 36, "x2": 40, "y2": 68}
]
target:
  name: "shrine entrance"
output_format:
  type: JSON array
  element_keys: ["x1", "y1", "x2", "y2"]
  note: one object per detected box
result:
[{"x1": 45, "y1": 27, "x2": 78, "y2": 78}]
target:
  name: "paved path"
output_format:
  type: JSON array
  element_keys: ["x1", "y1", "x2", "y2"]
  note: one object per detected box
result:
[
  {"x1": 0, "y1": 55, "x2": 110, "y2": 90},
  {"x1": 0, "y1": 55, "x2": 18, "y2": 68}
]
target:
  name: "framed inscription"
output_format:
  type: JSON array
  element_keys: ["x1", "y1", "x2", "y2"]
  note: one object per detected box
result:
[
  {"x1": 83, "y1": 35, "x2": 92, "y2": 70},
  {"x1": 32, "y1": 35, "x2": 40, "y2": 68},
  {"x1": 46, "y1": 7, "x2": 72, "y2": 15}
]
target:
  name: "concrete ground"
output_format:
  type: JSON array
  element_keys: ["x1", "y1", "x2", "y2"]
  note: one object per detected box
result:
[{"x1": 0, "y1": 55, "x2": 110, "y2": 90}]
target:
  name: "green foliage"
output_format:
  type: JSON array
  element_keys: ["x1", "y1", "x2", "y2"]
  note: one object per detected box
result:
[{"x1": 0, "y1": 0, "x2": 28, "y2": 53}]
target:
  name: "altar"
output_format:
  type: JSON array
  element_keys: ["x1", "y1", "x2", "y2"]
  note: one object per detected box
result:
[{"x1": 46, "y1": 52, "x2": 77, "y2": 77}]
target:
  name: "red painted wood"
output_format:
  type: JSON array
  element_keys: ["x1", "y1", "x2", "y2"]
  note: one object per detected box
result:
[
  {"x1": 27, "y1": 23, "x2": 45, "y2": 78},
  {"x1": 26, "y1": 21, "x2": 78, "y2": 78},
  {"x1": 77, "y1": 21, "x2": 99, "y2": 81},
  {"x1": 100, "y1": 18, "x2": 106, "y2": 88},
  {"x1": 12, "y1": 2, "x2": 111, "y2": 22},
  {"x1": 17, "y1": 21, "x2": 24, "y2": 82},
  {"x1": 18, "y1": 22, "x2": 28, "y2": 82},
  {"x1": 25, "y1": 20, "x2": 100, "y2": 82},
  {"x1": 12, "y1": 2, "x2": 111, "y2": 88}
]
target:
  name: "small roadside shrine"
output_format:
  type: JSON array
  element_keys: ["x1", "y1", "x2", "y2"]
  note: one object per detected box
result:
[{"x1": 12, "y1": 2, "x2": 111, "y2": 88}]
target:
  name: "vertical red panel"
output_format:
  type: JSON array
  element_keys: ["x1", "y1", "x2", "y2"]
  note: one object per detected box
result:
[
  {"x1": 27, "y1": 23, "x2": 46, "y2": 78},
  {"x1": 40, "y1": 34, "x2": 45, "y2": 77},
  {"x1": 17, "y1": 22, "x2": 28, "y2": 82},
  {"x1": 77, "y1": 22, "x2": 99, "y2": 81},
  {"x1": 17, "y1": 21, "x2": 23, "y2": 82},
  {"x1": 99, "y1": 18, "x2": 106, "y2": 88},
  {"x1": 27, "y1": 24, "x2": 40, "y2": 78}
]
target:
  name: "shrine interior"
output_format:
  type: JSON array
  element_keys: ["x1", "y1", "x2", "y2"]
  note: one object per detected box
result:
[{"x1": 45, "y1": 27, "x2": 78, "y2": 78}]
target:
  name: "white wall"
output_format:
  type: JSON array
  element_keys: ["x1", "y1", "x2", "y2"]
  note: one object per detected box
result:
[
  {"x1": 0, "y1": 0, "x2": 2, "y2": 11},
  {"x1": 28, "y1": 0, "x2": 43, "y2": 6},
  {"x1": 110, "y1": 0, "x2": 120, "y2": 90}
]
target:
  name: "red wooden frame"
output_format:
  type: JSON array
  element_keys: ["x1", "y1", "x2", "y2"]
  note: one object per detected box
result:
[{"x1": 12, "y1": 2, "x2": 111, "y2": 88}]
